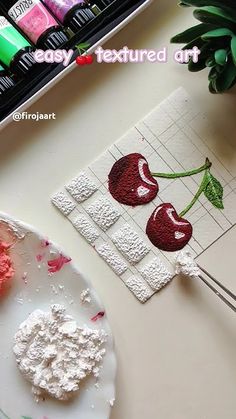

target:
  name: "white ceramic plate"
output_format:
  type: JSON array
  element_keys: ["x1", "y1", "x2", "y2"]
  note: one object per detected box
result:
[{"x1": 0, "y1": 213, "x2": 116, "y2": 419}]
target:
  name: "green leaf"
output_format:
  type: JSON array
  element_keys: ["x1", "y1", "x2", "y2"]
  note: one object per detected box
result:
[
  {"x1": 214, "y1": 57, "x2": 236, "y2": 91},
  {"x1": 188, "y1": 57, "x2": 207, "y2": 71},
  {"x1": 206, "y1": 56, "x2": 215, "y2": 67},
  {"x1": 214, "y1": 49, "x2": 228, "y2": 65},
  {"x1": 209, "y1": 79, "x2": 217, "y2": 93},
  {"x1": 179, "y1": 0, "x2": 236, "y2": 14},
  {"x1": 201, "y1": 28, "x2": 233, "y2": 40},
  {"x1": 204, "y1": 171, "x2": 224, "y2": 209},
  {"x1": 76, "y1": 42, "x2": 90, "y2": 53},
  {"x1": 171, "y1": 23, "x2": 214, "y2": 43},
  {"x1": 21, "y1": 416, "x2": 32, "y2": 419},
  {"x1": 193, "y1": 6, "x2": 236, "y2": 30},
  {"x1": 231, "y1": 36, "x2": 236, "y2": 65}
]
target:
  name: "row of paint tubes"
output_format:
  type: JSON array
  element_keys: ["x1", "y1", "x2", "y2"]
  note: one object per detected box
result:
[{"x1": 0, "y1": 0, "x2": 114, "y2": 95}]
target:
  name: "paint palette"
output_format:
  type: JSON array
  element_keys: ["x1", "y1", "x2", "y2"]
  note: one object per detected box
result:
[
  {"x1": 0, "y1": 0, "x2": 152, "y2": 128},
  {"x1": 0, "y1": 212, "x2": 116, "y2": 419}
]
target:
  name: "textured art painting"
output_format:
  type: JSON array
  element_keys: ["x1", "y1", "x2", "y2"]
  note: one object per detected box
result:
[{"x1": 52, "y1": 88, "x2": 236, "y2": 303}]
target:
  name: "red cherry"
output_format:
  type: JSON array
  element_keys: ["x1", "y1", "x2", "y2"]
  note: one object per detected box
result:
[
  {"x1": 108, "y1": 153, "x2": 159, "y2": 206},
  {"x1": 146, "y1": 203, "x2": 193, "y2": 252},
  {"x1": 76, "y1": 56, "x2": 87, "y2": 66},
  {"x1": 85, "y1": 55, "x2": 94, "y2": 65}
]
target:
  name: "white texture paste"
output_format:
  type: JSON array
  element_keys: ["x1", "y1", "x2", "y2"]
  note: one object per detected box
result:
[
  {"x1": 96, "y1": 243, "x2": 128, "y2": 275},
  {"x1": 13, "y1": 305, "x2": 106, "y2": 402},
  {"x1": 112, "y1": 224, "x2": 150, "y2": 264},
  {"x1": 51, "y1": 192, "x2": 76, "y2": 216},
  {"x1": 85, "y1": 196, "x2": 120, "y2": 231},
  {"x1": 66, "y1": 172, "x2": 98, "y2": 203},
  {"x1": 140, "y1": 257, "x2": 172, "y2": 291},
  {"x1": 72, "y1": 214, "x2": 99, "y2": 243},
  {"x1": 175, "y1": 251, "x2": 201, "y2": 278},
  {"x1": 124, "y1": 276, "x2": 154, "y2": 303},
  {"x1": 80, "y1": 289, "x2": 91, "y2": 304}
]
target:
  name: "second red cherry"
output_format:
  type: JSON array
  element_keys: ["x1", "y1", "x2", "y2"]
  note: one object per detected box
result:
[
  {"x1": 85, "y1": 55, "x2": 94, "y2": 65},
  {"x1": 76, "y1": 55, "x2": 94, "y2": 66}
]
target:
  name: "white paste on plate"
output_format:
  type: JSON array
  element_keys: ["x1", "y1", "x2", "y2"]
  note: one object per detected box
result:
[
  {"x1": 13, "y1": 305, "x2": 107, "y2": 402},
  {"x1": 80, "y1": 289, "x2": 91, "y2": 304}
]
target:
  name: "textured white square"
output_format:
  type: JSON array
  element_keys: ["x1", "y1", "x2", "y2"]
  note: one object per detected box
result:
[
  {"x1": 124, "y1": 275, "x2": 154, "y2": 303},
  {"x1": 96, "y1": 243, "x2": 128, "y2": 275},
  {"x1": 66, "y1": 172, "x2": 97, "y2": 203},
  {"x1": 139, "y1": 257, "x2": 172, "y2": 291},
  {"x1": 72, "y1": 214, "x2": 99, "y2": 243},
  {"x1": 51, "y1": 192, "x2": 76, "y2": 216},
  {"x1": 85, "y1": 196, "x2": 120, "y2": 231},
  {"x1": 112, "y1": 224, "x2": 150, "y2": 264}
]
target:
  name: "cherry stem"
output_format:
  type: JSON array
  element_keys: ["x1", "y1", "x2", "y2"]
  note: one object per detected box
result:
[
  {"x1": 151, "y1": 158, "x2": 212, "y2": 179},
  {"x1": 179, "y1": 170, "x2": 210, "y2": 218}
]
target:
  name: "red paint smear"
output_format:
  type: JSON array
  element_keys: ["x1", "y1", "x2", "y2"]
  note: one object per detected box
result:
[
  {"x1": 0, "y1": 241, "x2": 15, "y2": 297},
  {"x1": 91, "y1": 311, "x2": 105, "y2": 322},
  {"x1": 48, "y1": 254, "x2": 71, "y2": 274},
  {"x1": 41, "y1": 239, "x2": 50, "y2": 248},
  {"x1": 36, "y1": 254, "x2": 44, "y2": 262}
]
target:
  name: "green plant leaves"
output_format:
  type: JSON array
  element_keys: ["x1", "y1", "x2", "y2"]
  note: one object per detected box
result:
[
  {"x1": 231, "y1": 36, "x2": 236, "y2": 64},
  {"x1": 171, "y1": 23, "x2": 214, "y2": 43},
  {"x1": 179, "y1": 0, "x2": 236, "y2": 15},
  {"x1": 171, "y1": 1, "x2": 236, "y2": 93},
  {"x1": 76, "y1": 42, "x2": 90, "y2": 53},
  {"x1": 194, "y1": 6, "x2": 236, "y2": 29},
  {"x1": 202, "y1": 27, "x2": 233, "y2": 40},
  {"x1": 214, "y1": 49, "x2": 228, "y2": 65},
  {"x1": 204, "y1": 171, "x2": 224, "y2": 209}
]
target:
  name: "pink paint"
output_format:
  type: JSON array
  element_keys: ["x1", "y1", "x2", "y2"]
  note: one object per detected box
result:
[
  {"x1": 91, "y1": 311, "x2": 105, "y2": 322},
  {"x1": 43, "y1": 0, "x2": 85, "y2": 23},
  {"x1": 36, "y1": 254, "x2": 44, "y2": 262},
  {"x1": 8, "y1": 0, "x2": 59, "y2": 44},
  {"x1": 0, "y1": 242, "x2": 15, "y2": 297},
  {"x1": 48, "y1": 254, "x2": 71, "y2": 273},
  {"x1": 41, "y1": 239, "x2": 50, "y2": 247}
]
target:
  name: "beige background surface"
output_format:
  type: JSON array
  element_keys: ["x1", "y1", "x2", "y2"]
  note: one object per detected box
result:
[{"x1": 1, "y1": 1, "x2": 236, "y2": 418}]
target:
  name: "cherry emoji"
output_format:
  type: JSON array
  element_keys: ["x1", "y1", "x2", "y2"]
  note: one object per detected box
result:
[
  {"x1": 146, "y1": 203, "x2": 193, "y2": 252},
  {"x1": 108, "y1": 153, "x2": 159, "y2": 206},
  {"x1": 76, "y1": 56, "x2": 87, "y2": 66},
  {"x1": 85, "y1": 55, "x2": 94, "y2": 65}
]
